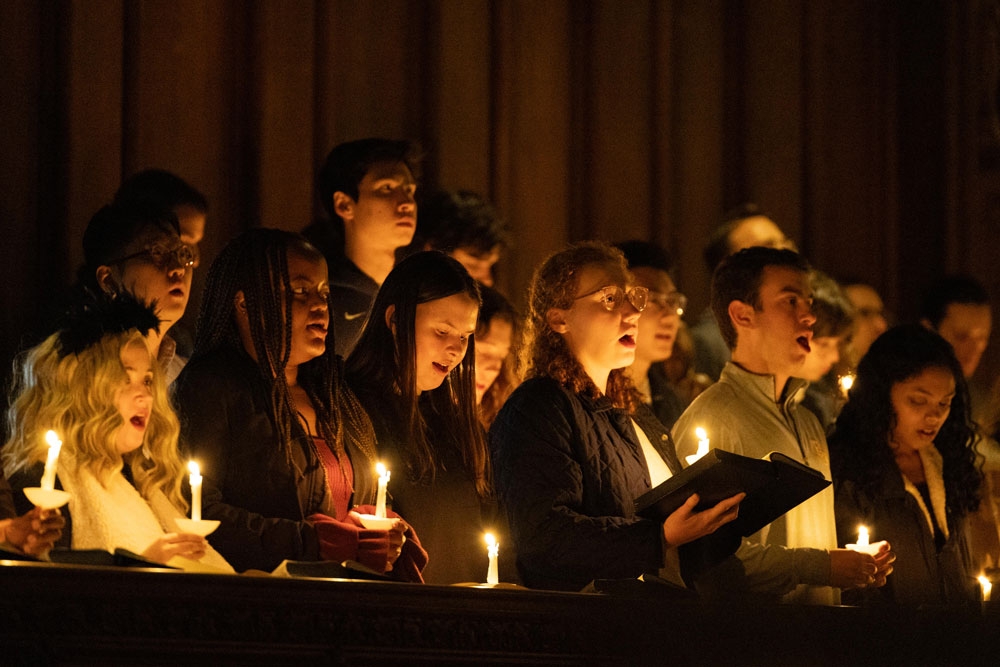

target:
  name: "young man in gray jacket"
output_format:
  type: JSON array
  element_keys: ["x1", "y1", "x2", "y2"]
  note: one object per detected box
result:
[{"x1": 674, "y1": 247, "x2": 894, "y2": 604}]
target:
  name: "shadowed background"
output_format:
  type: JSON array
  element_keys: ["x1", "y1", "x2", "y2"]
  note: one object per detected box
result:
[{"x1": 2, "y1": 0, "x2": 998, "y2": 387}]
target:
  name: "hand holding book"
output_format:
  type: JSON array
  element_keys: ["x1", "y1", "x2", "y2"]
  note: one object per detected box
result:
[{"x1": 661, "y1": 490, "x2": 746, "y2": 548}]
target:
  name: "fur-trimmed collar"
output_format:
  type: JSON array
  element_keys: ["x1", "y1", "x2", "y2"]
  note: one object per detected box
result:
[{"x1": 900, "y1": 446, "x2": 949, "y2": 541}]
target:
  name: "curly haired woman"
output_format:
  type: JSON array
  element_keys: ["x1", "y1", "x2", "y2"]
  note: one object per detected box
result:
[{"x1": 829, "y1": 324, "x2": 983, "y2": 605}]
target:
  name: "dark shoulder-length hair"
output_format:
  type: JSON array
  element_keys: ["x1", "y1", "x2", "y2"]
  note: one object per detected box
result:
[
  {"x1": 191, "y1": 227, "x2": 378, "y2": 503},
  {"x1": 829, "y1": 324, "x2": 982, "y2": 521},
  {"x1": 345, "y1": 251, "x2": 488, "y2": 495},
  {"x1": 522, "y1": 241, "x2": 640, "y2": 412}
]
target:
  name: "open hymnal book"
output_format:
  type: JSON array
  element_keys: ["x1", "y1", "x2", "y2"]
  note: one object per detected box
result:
[{"x1": 634, "y1": 449, "x2": 830, "y2": 538}]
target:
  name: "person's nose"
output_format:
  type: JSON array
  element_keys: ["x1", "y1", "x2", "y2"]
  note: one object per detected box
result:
[
  {"x1": 801, "y1": 302, "x2": 817, "y2": 327},
  {"x1": 398, "y1": 189, "x2": 416, "y2": 212}
]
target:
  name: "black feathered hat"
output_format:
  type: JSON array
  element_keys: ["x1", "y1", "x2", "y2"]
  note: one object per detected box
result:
[{"x1": 56, "y1": 290, "x2": 162, "y2": 358}]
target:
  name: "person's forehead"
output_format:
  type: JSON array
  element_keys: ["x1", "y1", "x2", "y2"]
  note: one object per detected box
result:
[
  {"x1": 760, "y1": 265, "x2": 807, "y2": 293},
  {"x1": 576, "y1": 262, "x2": 626, "y2": 291},
  {"x1": 128, "y1": 222, "x2": 180, "y2": 249},
  {"x1": 941, "y1": 302, "x2": 992, "y2": 330},
  {"x1": 729, "y1": 216, "x2": 785, "y2": 250},
  {"x1": 362, "y1": 160, "x2": 414, "y2": 183},
  {"x1": 845, "y1": 284, "x2": 883, "y2": 308},
  {"x1": 630, "y1": 266, "x2": 674, "y2": 293}
]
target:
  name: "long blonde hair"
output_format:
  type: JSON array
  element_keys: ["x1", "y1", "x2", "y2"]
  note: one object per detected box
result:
[{"x1": 4, "y1": 330, "x2": 187, "y2": 510}]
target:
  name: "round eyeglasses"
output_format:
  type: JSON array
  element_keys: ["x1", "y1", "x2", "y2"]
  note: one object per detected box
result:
[
  {"x1": 574, "y1": 285, "x2": 648, "y2": 313},
  {"x1": 647, "y1": 291, "x2": 688, "y2": 316},
  {"x1": 112, "y1": 242, "x2": 197, "y2": 270}
]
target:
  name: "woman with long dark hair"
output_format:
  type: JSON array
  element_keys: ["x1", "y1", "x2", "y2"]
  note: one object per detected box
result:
[
  {"x1": 174, "y1": 229, "x2": 425, "y2": 578},
  {"x1": 346, "y1": 251, "x2": 490, "y2": 584},
  {"x1": 829, "y1": 324, "x2": 982, "y2": 604}
]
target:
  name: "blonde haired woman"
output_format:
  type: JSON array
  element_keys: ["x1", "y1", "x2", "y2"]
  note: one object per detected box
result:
[{"x1": 4, "y1": 295, "x2": 231, "y2": 571}]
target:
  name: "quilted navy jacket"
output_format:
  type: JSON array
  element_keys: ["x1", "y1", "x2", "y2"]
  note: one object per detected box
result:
[{"x1": 489, "y1": 376, "x2": 682, "y2": 591}]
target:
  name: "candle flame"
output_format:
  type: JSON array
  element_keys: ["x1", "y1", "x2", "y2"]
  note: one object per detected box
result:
[
  {"x1": 376, "y1": 462, "x2": 386, "y2": 476},
  {"x1": 839, "y1": 374, "x2": 855, "y2": 394},
  {"x1": 187, "y1": 460, "x2": 200, "y2": 476},
  {"x1": 857, "y1": 525, "x2": 869, "y2": 546},
  {"x1": 485, "y1": 532, "x2": 496, "y2": 547},
  {"x1": 45, "y1": 430, "x2": 61, "y2": 447},
  {"x1": 695, "y1": 426, "x2": 707, "y2": 440}
]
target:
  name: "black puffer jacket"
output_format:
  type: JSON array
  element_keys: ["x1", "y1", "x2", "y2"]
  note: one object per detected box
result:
[{"x1": 489, "y1": 376, "x2": 682, "y2": 591}]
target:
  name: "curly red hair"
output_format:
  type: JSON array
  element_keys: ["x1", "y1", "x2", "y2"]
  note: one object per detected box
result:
[{"x1": 522, "y1": 241, "x2": 640, "y2": 412}]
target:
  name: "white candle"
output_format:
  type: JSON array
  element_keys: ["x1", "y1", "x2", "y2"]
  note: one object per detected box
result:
[
  {"x1": 846, "y1": 524, "x2": 880, "y2": 555},
  {"x1": 485, "y1": 532, "x2": 499, "y2": 585},
  {"x1": 188, "y1": 461, "x2": 202, "y2": 521},
  {"x1": 980, "y1": 575, "x2": 993, "y2": 602},
  {"x1": 40, "y1": 430, "x2": 62, "y2": 491},
  {"x1": 839, "y1": 373, "x2": 855, "y2": 398},
  {"x1": 685, "y1": 427, "x2": 710, "y2": 466},
  {"x1": 375, "y1": 462, "x2": 390, "y2": 519}
]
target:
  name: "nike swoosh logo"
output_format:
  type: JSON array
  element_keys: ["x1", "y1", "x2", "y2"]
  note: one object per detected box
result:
[{"x1": 344, "y1": 311, "x2": 367, "y2": 321}]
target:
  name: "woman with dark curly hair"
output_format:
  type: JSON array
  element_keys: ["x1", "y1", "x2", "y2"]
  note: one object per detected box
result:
[
  {"x1": 489, "y1": 241, "x2": 743, "y2": 591},
  {"x1": 829, "y1": 324, "x2": 983, "y2": 605}
]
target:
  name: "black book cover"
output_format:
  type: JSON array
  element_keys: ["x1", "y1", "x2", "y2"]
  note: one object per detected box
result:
[{"x1": 634, "y1": 449, "x2": 830, "y2": 538}]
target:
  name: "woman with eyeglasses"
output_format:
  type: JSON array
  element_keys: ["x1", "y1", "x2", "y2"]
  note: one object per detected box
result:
[
  {"x1": 81, "y1": 200, "x2": 197, "y2": 385},
  {"x1": 616, "y1": 240, "x2": 692, "y2": 430},
  {"x1": 489, "y1": 241, "x2": 743, "y2": 592}
]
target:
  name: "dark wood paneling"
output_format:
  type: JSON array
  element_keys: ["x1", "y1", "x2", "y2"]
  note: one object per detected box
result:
[{"x1": 1, "y1": 0, "x2": 994, "y2": 389}]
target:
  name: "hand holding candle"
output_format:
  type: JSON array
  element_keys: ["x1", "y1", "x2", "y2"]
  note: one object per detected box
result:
[
  {"x1": 188, "y1": 461, "x2": 202, "y2": 521},
  {"x1": 846, "y1": 525, "x2": 881, "y2": 556},
  {"x1": 375, "y1": 462, "x2": 391, "y2": 519},
  {"x1": 485, "y1": 532, "x2": 499, "y2": 585},
  {"x1": 40, "y1": 430, "x2": 63, "y2": 491},
  {"x1": 685, "y1": 427, "x2": 710, "y2": 466}
]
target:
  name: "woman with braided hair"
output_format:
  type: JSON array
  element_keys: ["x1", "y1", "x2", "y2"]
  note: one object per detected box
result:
[{"x1": 173, "y1": 229, "x2": 425, "y2": 578}]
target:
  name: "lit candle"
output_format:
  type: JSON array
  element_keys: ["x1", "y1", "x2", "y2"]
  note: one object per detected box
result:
[
  {"x1": 375, "y1": 462, "x2": 391, "y2": 519},
  {"x1": 839, "y1": 373, "x2": 855, "y2": 398},
  {"x1": 846, "y1": 524, "x2": 880, "y2": 555},
  {"x1": 40, "y1": 430, "x2": 62, "y2": 491},
  {"x1": 685, "y1": 427, "x2": 710, "y2": 466},
  {"x1": 485, "y1": 532, "x2": 499, "y2": 585},
  {"x1": 980, "y1": 575, "x2": 993, "y2": 602},
  {"x1": 187, "y1": 461, "x2": 202, "y2": 521}
]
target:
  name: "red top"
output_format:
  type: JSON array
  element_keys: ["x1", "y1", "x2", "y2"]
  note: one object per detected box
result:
[{"x1": 313, "y1": 438, "x2": 354, "y2": 520}]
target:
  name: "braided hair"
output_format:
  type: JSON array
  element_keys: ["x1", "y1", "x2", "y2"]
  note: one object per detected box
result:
[{"x1": 192, "y1": 228, "x2": 378, "y2": 503}]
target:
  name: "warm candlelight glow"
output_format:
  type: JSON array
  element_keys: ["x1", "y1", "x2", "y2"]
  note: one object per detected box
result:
[
  {"x1": 188, "y1": 461, "x2": 202, "y2": 522},
  {"x1": 839, "y1": 373, "x2": 855, "y2": 397},
  {"x1": 685, "y1": 427, "x2": 710, "y2": 466},
  {"x1": 485, "y1": 532, "x2": 499, "y2": 584},
  {"x1": 980, "y1": 575, "x2": 993, "y2": 602},
  {"x1": 40, "y1": 430, "x2": 63, "y2": 491},
  {"x1": 847, "y1": 525, "x2": 880, "y2": 555},
  {"x1": 375, "y1": 462, "x2": 391, "y2": 519}
]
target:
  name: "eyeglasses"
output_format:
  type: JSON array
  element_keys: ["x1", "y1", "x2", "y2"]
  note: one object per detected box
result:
[
  {"x1": 112, "y1": 242, "x2": 197, "y2": 270},
  {"x1": 647, "y1": 291, "x2": 687, "y2": 316},
  {"x1": 574, "y1": 285, "x2": 648, "y2": 313}
]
